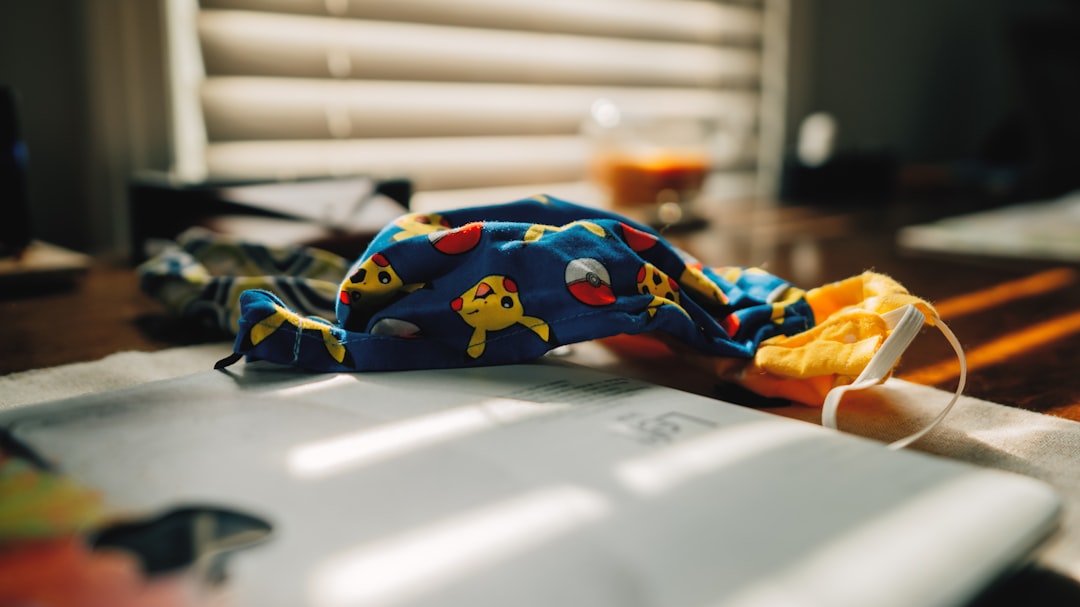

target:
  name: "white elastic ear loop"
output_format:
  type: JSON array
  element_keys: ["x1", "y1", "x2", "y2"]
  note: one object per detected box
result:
[{"x1": 820, "y1": 304, "x2": 968, "y2": 450}]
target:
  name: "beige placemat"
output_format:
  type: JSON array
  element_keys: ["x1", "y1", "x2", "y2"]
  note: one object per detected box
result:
[{"x1": 0, "y1": 343, "x2": 233, "y2": 411}]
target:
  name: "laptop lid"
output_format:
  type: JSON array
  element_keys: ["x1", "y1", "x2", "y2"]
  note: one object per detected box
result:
[{"x1": 1, "y1": 361, "x2": 1061, "y2": 607}]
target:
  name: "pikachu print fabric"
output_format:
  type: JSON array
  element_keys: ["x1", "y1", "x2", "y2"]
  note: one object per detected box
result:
[
  {"x1": 229, "y1": 196, "x2": 810, "y2": 371},
  {"x1": 225, "y1": 195, "x2": 936, "y2": 407}
]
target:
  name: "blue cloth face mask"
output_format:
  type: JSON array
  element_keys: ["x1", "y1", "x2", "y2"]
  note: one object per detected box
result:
[
  {"x1": 224, "y1": 195, "x2": 816, "y2": 373},
  {"x1": 144, "y1": 194, "x2": 965, "y2": 447}
]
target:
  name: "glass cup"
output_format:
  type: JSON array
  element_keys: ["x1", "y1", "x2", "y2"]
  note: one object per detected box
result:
[{"x1": 585, "y1": 99, "x2": 714, "y2": 227}]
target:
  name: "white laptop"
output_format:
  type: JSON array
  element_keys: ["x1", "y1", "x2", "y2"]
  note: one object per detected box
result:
[{"x1": 1, "y1": 360, "x2": 1061, "y2": 607}]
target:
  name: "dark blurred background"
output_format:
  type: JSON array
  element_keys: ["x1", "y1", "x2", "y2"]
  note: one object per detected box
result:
[
  {"x1": 2, "y1": 0, "x2": 1080, "y2": 255},
  {"x1": 784, "y1": 0, "x2": 1080, "y2": 206}
]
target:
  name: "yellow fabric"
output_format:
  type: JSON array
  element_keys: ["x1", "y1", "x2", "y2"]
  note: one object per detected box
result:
[
  {"x1": 757, "y1": 310, "x2": 888, "y2": 379},
  {"x1": 722, "y1": 271, "x2": 938, "y2": 406},
  {"x1": 803, "y1": 271, "x2": 936, "y2": 323}
]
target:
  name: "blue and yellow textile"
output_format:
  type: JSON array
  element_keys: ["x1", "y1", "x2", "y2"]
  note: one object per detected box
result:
[
  {"x1": 138, "y1": 228, "x2": 348, "y2": 335},
  {"x1": 139, "y1": 195, "x2": 940, "y2": 407},
  {"x1": 227, "y1": 195, "x2": 819, "y2": 374}
]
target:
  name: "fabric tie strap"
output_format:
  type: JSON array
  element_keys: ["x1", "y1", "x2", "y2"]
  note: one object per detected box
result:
[{"x1": 821, "y1": 305, "x2": 968, "y2": 449}]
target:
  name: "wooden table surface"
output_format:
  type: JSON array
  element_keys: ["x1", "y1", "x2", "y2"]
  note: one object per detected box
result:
[
  {"x1": 2, "y1": 198, "x2": 1079, "y2": 426},
  {"x1": 677, "y1": 199, "x2": 1080, "y2": 423}
]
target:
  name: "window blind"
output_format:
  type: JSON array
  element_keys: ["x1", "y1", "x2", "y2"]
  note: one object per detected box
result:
[{"x1": 165, "y1": 0, "x2": 781, "y2": 206}]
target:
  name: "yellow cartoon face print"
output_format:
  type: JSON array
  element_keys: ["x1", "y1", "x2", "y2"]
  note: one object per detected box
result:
[
  {"x1": 680, "y1": 265, "x2": 741, "y2": 335},
  {"x1": 244, "y1": 302, "x2": 349, "y2": 365},
  {"x1": 451, "y1": 275, "x2": 550, "y2": 358},
  {"x1": 718, "y1": 266, "x2": 804, "y2": 323},
  {"x1": 522, "y1": 220, "x2": 606, "y2": 242},
  {"x1": 679, "y1": 265, "x2": 730, "y2": 309},
  {"x1": 340, "y1": 253, "x2": 423, "y2": 327},
  {"x1": 637, "y1": 263, "x2": 684, "y2": 317},
  {"x1": 393, "y1": 212, "x2": 451, "y2": 241}
]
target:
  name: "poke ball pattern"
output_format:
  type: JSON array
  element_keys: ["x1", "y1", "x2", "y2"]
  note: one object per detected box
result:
[
  {"x1": 619, "y1": 222, "x2": 659, "y2": 252},
  {"x1": 565, "y1": 258, "x2": 615, "y2": 306},
  {"x1": 429, "y1": 222, "x2": 483, "y2": 254},
  {"x1": 370, "y1": 317, "x2": 422, "y2": 338}
]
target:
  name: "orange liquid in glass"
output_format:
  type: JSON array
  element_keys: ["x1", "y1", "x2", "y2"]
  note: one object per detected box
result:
[{"x1": 593, "y1": 154, "x2": 709, "y2": 207}]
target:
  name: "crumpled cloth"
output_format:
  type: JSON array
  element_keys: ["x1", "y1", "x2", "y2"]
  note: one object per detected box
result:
[
  {"x1": 138, "y1": 227, "x2": 348, "y2": 335},
  {"x1": 153, "y1": 194, "x2": 934, "y2": 406}
]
